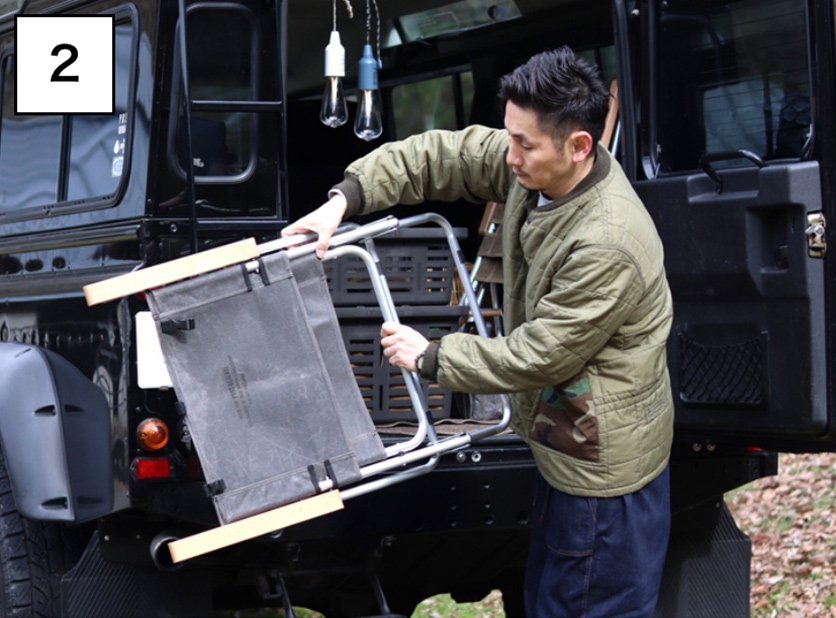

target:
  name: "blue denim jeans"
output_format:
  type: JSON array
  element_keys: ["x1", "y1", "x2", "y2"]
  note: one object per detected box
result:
[{"x1": 524, "y1": 466, "x2": 670, "y2": 618}]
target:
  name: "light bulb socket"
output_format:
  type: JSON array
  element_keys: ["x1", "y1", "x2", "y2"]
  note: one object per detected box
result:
[
  {"x1": 358, "y1": 44, "x2": 378, "y2": 91},
  {"x1": 324, "y1": 30, "x2": 346, "y2": 77}
]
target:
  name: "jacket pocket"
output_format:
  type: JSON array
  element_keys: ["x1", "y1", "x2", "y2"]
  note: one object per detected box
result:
[{"x1": 530, "y1": 371, "x2": 599, "y2": 462}]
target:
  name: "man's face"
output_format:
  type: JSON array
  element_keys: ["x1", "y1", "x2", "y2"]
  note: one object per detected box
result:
[{"x1": 504, "y1": 100, "x2": 586, "y2": 200}]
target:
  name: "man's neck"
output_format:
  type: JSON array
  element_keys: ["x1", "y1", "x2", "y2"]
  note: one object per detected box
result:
[{"x1": 542, "y1": 151, "x2": 597, "y2": 201}]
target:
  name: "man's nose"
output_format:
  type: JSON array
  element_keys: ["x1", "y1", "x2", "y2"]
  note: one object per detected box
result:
[{"x1": 507, "y1": 144, "x2": 522, "y2": 167}]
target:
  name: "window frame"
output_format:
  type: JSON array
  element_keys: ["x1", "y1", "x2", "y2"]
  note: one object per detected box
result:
[
  {"x1": 165, "y1": 2, "x2": 260, "y2": 186},
  {"x1": 643, "y1": 0, "x2": 815, "y2": 177},
  {"x1": 0, "y1": 3, "x2": 138, "y2": 223}
]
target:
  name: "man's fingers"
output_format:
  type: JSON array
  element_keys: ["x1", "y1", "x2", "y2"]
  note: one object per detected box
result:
[
  {"x1": 280, "y1": 222, "x2": 315, "y2": 242},
  {"x1": 380, "y1": 321, "x2": 399, "y2": 337},
  {"x1": 379, "y1": 322, "x2": 429, "y2": 373},
  {"x1": 280, "y1": 194, "x2": 346, "y2": 256},
  {"x1": 314, "y1": 238, "x2": 327, "y2": 258}
]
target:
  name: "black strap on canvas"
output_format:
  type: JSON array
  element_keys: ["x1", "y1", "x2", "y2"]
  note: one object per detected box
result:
[
  {"x1": 257, "y1": 259, "x2": 271, "y2": 287},
  {"x1": 324, "y1": 459, "x2": 338, "y2": 488},
  {"x1": 240, "y1": 263, "x2": 254, "y2": 292},
  {"x1": 161, "y1": 318, "x2": 195, "y2": 333},
  {"x1": 307, "y1": 464, "x2": 321, "y2": 494},
  {"x1": 204, "y1": 479, "x2": 226, "y2": 497}
]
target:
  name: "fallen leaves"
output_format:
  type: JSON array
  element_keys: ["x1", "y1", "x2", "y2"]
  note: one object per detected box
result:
[{"x1": 726, "y1": 452, "x2": 836, "y2": 618}]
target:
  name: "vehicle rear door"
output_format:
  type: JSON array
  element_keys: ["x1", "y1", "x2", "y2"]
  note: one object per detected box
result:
[{"x1": 616, "y1": 0, "x2": 835, "y2": 450}]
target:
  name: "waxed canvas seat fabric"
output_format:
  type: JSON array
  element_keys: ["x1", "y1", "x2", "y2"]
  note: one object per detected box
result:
[{"x1": 147, "y1": 252, "x2": 385, "y2": 525}]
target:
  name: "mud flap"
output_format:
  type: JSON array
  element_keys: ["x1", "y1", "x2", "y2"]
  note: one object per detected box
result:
[
  {"x1": 61, "y1": 532, "x2": 212, "y2": 618},
  {"x1": 655, "y1": 501, "x2": 751, "y2": 617}
]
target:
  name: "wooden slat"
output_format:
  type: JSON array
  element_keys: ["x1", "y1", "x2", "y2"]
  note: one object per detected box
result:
[
  {"x1": 600, "y1": 79, "x2": 619, "y2": 150},
  {"x1": 473, "y1": 257, "x2": 503, "y2": 284},
  {"x1": 168, "y1": 490, "x2": 344, "y2": 564},
  {"x1": 83, "y1": 238, "x2": 260, "y2": 306},
  {"x1": 478, "y1": 201, "x2": 499, "y2": 237}
]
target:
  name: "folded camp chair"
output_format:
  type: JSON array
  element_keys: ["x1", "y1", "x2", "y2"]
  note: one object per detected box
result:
[{"x1": 84, "y1": 214, "x2": 510, "y2": 563}]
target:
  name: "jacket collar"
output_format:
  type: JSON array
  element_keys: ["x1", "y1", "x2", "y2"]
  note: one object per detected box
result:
[{"x1": 532, "y1": 143, "x2": 612, "y2": 212}]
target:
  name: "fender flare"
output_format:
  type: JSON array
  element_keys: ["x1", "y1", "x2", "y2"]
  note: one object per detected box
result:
[{"x1": 0, "y1": 343, "x2": 113, "y2": 522}]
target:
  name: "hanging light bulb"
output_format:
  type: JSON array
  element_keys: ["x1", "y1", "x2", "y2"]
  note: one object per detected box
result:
[
  {"x1": 353, "y1": 43, "x2": 382, "y2": 141},
  {"x1": 320, "y1": 30, "x2": 349, "y2": 128}
]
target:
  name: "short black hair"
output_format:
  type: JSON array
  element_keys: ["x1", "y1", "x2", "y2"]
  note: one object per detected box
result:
[{"x1": 498, "y1": 46, "x2": 610, "y2": 147}]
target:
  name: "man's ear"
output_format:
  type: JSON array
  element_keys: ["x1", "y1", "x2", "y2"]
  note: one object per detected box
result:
[{"x1": 569, "y1": 130, "x2": 594, "y2": 162}]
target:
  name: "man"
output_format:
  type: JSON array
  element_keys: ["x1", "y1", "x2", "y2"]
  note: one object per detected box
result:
[{"x1": 283, "y1": 47, "x2": 673, "y2": 617}]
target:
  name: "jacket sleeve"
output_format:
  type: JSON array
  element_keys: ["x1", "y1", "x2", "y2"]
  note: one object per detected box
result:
[
  {"x1": 434, "y1": 245, "x2": 647, "y2": 394},
  {"x1": 333, "y1": 126, "x2": 514, "y2": 217}
]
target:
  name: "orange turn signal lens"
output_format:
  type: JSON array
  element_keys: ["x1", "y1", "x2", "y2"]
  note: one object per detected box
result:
[{"x1": 137, "y1": 418, "x2": 169, "y2": 451}]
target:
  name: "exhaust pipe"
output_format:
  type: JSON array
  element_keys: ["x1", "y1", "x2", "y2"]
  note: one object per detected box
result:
[{"x1": 150, "y1": 530, "x2": 183, "y2": 570}]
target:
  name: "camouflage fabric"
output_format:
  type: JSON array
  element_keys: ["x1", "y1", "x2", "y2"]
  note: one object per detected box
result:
[{"x1": 531, "y1": 371, "x2": 598, "y2": 462}]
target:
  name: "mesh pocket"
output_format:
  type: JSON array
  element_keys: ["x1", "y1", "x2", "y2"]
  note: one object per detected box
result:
[{"x1": 679, "y1": 331, "x2": 766, "y2": 406}]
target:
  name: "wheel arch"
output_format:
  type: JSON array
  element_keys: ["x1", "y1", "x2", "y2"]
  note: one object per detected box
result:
[{"x1": 0, "y1": 342, "x2": 113, "y2": 522}]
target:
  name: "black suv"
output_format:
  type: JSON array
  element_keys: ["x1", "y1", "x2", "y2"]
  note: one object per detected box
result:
[{"x1": 0, "y1": 0, "x2": 833, "y2": 616}]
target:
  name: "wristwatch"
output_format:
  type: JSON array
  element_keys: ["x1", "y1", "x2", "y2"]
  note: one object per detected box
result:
[{"x1": 414, "y1": 349, "x2": 426, "y2": 374}]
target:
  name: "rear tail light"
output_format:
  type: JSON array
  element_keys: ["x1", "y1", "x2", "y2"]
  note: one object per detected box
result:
[{"x1": 135, "y1": 458, "x2": 171, "y2": 480}]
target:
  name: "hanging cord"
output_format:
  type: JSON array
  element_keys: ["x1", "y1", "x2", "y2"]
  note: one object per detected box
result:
[
  {"x1": 372, "y1": 0, "x2": 381, "y2": 63},
  {"x1": 363, "y1": 0, "x2": 381, "y2": 62},
  {"x1": 334, "y1": 0, "x2": 354, "y2": 30},
  {"x1": 365, "y1": 0, "x2": 371, "y2": 44}
]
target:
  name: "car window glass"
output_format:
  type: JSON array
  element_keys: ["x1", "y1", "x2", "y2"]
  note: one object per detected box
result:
[
  {"x1": 657, "y1": 0, "x2": 811, "y2": 172},
  {"x1": 0, "y1": 58, "x2": 61, "y2": 210},
  {"x1": 173, "y1": 6, "x2": 256, "y2": 180},
  {"x1": 0, "y1": 12, "x2": 135, "y2": 216},
  {"x1": 393, "y1": 72, "x2": 474, "y2": 139}
]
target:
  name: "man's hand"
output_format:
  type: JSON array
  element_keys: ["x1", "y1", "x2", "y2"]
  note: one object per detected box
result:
[
  {"x1": 281, "y1": 193, "x2": 348, "y2": 258},
  {"x1": 381, "y1": 322, "x2": 430, "y2": 373}
]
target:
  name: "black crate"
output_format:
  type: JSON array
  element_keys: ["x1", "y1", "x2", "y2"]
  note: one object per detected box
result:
[
  {"x1": 326, "y1": 228, "x2": 466, "y2": 306},
  {"x1": 336, "y1": 305, "x2": 469, "y2": 424}
]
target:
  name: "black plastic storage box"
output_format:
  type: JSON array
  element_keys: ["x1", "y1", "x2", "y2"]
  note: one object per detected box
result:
[
  {"x1": 336, "y1": 305, "x2": 469, "y2": 424},
  {"x1": 326, "y1": 228, "x2": 467, "y2": 307}
]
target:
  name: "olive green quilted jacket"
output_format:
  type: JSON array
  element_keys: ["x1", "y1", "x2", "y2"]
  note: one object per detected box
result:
[{"x1": 333, "y1": 125, "x2": 673, "y2": 497}]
